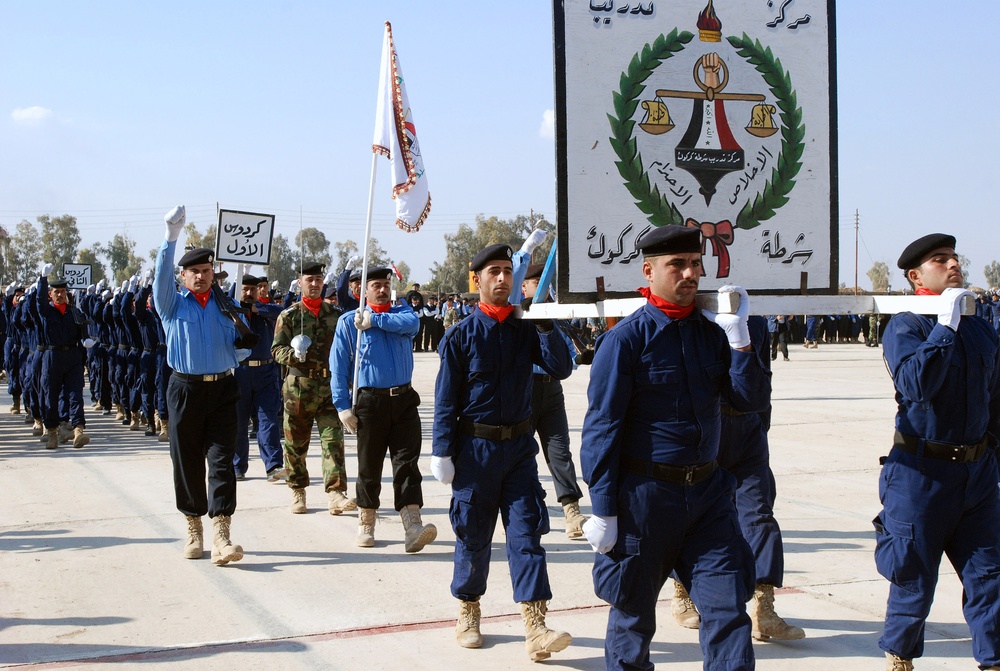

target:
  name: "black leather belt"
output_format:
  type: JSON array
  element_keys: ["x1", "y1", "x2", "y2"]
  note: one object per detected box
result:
[
  {"x1": 288, "y1": 366, "x2": 330, "y2": 379},
  {"x1": 460, "y1": 417, "x2": 532, "y2": 441},
  {"x1": 622, "y1": 455, "x2": 718, "y2": 485},
  {"x1": 360, "y1": 382, "x2": 412, "y2": 397},
  {"x1": 721, "y1": 406, "x2": 749, "y2": 417},
  {"x1": 893, "y1": 430, "x2": 991, "y2": 463},
  {"x1": 172, "y1": 369, "x2": 234, "y2": 383},
  {"x1": 43, "y1": 345, "x2": 72, "y2": 352},
  {"x1": 533, "y1": 374, "x2": 554, "y2": 383},
  {"x1": 243, "y1": 358, "x2": 274, "y2": 367}
]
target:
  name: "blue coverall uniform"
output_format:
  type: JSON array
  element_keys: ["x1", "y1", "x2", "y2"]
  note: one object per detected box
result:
[
  {"x1": 433, "y1": 306, "x2": 572, "y2": 603},
  {"x1": 34, "y1": 276, "x2": 88, "y2": 430},
  {"x1": 876, "y1": 311, "x2": 1000, "y2": 666},
  {"x1": 581, "y1": 303, "x2": 770, "y2": 671},
  {"x1": 233, "y1": 298, "x2": 284, "y2": 477}
]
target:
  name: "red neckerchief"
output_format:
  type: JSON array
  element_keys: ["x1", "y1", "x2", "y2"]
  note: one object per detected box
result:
[
  {"x1": 302, "y1": 296, "x2": 323, "y2": 318},
  {"x1": 193, "y1": 290, "x2": 211, "y2": 308},
  {"x1": 479, "y1": 302, "x2": 515, "y2": 323},
  {"x1": 367, "y1": 301, "x2": 391, "y2": 314},
  {"x1": 259, "y1": 296, "x2": 270, "y2": 304},
  {"x1": 914, "y1": 287, "x2": 938, "y2": 296},
  {"x1": 637, "y1": 287, "x2": 695, "y2": 319},
  {"x1": 52, "y1": 302, "x2": 67, "y2": 315}
]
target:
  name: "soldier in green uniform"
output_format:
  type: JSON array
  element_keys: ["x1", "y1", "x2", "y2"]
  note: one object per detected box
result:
[{"x1": 272, "y1": 261, "x2": 357, "y2": 516}]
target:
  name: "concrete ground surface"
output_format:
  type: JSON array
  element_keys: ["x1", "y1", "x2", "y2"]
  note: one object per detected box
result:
[{"x1": 0, "y1": 343, "x2": 985, "y2": 670}]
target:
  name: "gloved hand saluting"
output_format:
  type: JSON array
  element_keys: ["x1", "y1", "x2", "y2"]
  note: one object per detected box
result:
[
  {"x1": 289, "y1": 279, "x2": 299, "y2": 294},
  {"x1": 41, "y1": 262, "x2": 54, "y2": 278},
  {"x1": 700, "y1": 285, "x2": 751, "y2": 349},
  {"x1": 271, "y1": 280, "x2": 279, "y2": 291},
  {"x1": 582, "y1": 515, "x2": 618, "y2": 554},
  {"x1": 164, "y1": 205, "x2": 186, "y2": 242},
  {"x1": 938, "y1": 287, "x2": 975, "y2": 331},
  {"x1": 345, "y1": 255, "x2": 360, "y2": 271},
  {"x1": 520, "y1": 229, "x2": 547, "y2": 255}
]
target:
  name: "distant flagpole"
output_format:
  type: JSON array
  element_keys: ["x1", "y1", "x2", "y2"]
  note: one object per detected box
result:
[{"x1": 352, "y1": 21, "x2": 430, "y2": 404}]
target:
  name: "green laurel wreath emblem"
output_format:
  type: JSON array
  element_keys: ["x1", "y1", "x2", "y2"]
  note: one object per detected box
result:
[{"x1": 607, "y1": 30, "x2": 806, "y2": 230}]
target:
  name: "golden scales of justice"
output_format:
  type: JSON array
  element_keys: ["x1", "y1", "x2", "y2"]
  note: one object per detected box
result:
[{"x1": 638, "y1": 54, "x2": 778, "y2": 138}]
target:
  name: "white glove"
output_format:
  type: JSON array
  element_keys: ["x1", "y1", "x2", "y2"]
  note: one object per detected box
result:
[
  {"x1": 86, "y1": 284, "x2": 95, "y2": 295},
  {"x1": 346, "y1": 255, "x2": 361, "y2": 271},
  {"x1": 41, "y1": 262, "x2": 54, "y2": 277},
  {"x1": 289, "y1": 279, "x2": 299, "y2": 293},
  {"x1": 355, "y1": 309, "x2": 372, "y2": 331},
  {"x1": 144, "y1": 269, "x2": 154, "y2": 286},
  {"x1": 939, "y1": 287, "x2": 975, "y2": 331},
  {"x1": 430, "y1": 455, "x2": 455, "y2": 485},
  {"x1": 234, "y1": 348, "x2": 251, "y2": 362},
  {"x1": 582, "y1": 515, "x2": 618, "y2": 554},
  {"x1": 128, "y1": 276, "x2": 138, "y2": 293},
  {"x1": 271, "y1": 280, "x2": 279, "y2": 291},
  {"x1": 289, "y1": 334, "x2": 311, "y2": 362},
  {"x1": 324, "y1": 271, "x2": 336, "y2": 285},
  {"x1": 338, "y1": 408, "x2": 358, "y2": 434},
  {"x1": 520, "y1": 229, "x2": 547, "y2": 255},
  {"x1": 701, "y1": 285, "x2": 751, "y2": 349},
  {"x1": 120, "y1": 279, "x2": 128, "y2": 291},
  {"x1": 164, "y1": 205, "x2": 186, "y2": 242},
  {"x1": 96, "y1": 278, "x2": 106, "y2": 291},
  {"x1": 5, "y1": 283, "x2": 15, "y2": 297},
  {"x1": 82, "y1": 338, "x2": 96, "y2": 349},
  {"x1": 101, "y1": 289, "x2": 112, "y2": 300}
]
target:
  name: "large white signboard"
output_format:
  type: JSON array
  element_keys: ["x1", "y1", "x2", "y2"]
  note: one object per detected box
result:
[
  {"x1": 215, "y1": 209, "x2": 276, "y2": 266},
  {"x1": 62, "y1": 263, "x2": 92, "y2": 290},
  {"x1": 554, "y1": 0, "x2": 837, "y2": 300}
]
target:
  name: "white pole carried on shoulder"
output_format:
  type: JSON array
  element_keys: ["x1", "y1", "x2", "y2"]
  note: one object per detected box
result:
[{"x1": 351, "y1": 153, "x2": 378, "y2": 407}]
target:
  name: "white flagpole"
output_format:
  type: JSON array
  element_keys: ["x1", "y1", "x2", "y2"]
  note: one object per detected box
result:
[{"x1": 351, "y1": 152, "x2": 378, "y2": 407}]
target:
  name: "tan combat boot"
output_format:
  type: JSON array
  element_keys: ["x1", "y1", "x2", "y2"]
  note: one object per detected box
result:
[
  {"x1": 400, "y1": 504, "x2": 437, "y2": 553},
  {"x1": 58, "y1": 422, "x2": 73, "y2": 444},
  {"x1": 158, "y1": 415, "x2": 170, "y2": 443},
  {"x1": 10, "y1": 397, "x2": 20, "y2": 414},
  {"x1": 671, "y1": 579, "x2": 701, "y2": 629},
  {"x1": 211, "y1": 515, "x2": 244, "y2": 565},
  {"x1": 750, "y1": 584, "x2": 805, "y2": 641},
  {"x1": 885, "y1": 653, "x2": 913, "y2": 671},
  {"x1": 290, "y1": 488, "x2": 307, "y2": 514},
  {"x1": 328, "y1": 489, "x2": 358, "y2": 515},
  {"x1": 562, "y1": 500, "x2": 587, "y2": 540},
  {"x1": 456, "y1": 600, "x2": 483, "y2": 648},
  {"x1": 45, "y1": 427, "x2": 59, "y2": 450},
  {"x1": 357, "y1": 508, "x2": 376, "y2": 548},
  {"x1": 183, "y1": 515, "x2": 203, "y2": 559},
  {"x1": 129, "y1": 414, "x2": 144, "y2": 431},
  {"x1": 72, "y1": 425, "x2": 90, "y2": 449},
  {"x1": 115, "y1": 404, "x2": 125, "y2": 421},
  {"x1": 520, "y1": 600, "x2": 572, "y2": 662},
  {"x1": 31, "y1": 418, "x2": 44, "y2": 436}
]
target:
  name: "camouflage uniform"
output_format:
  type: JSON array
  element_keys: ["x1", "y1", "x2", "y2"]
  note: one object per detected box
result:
[{"x1": 271, "y1": 301, "x2": 348, "y2": 493}]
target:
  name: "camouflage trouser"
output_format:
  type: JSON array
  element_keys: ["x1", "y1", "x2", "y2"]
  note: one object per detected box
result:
[{"x1": 281, "y1": 375, "x2": 347, "y2": 492}]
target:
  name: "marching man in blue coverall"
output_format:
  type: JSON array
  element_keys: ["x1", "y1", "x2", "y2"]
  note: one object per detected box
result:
[
  {"x1": 430, "y1": 243, "x2": 574, "y2": 662},
  {"x1": 581, "y1": 225, "x2": 769, "y2": 671},
  {"x1": 877, "y1": 233, "x2": 1000, "y2": 671}
]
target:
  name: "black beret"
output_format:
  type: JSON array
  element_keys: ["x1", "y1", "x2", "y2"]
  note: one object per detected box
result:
[
  {"x1": 524, "y1": 264, "x2": 545, "y2": 281},
  {"x1": 215, "y1": 270, "x2": 229, "y2": 281},
  {"x1": 896, "y1": 233, "x2": 957, "y2": 270},
  {"x1": 349, "y1": 270, "x2": 362, "y2": 283},
  {"x1": 365, "y1": 267, "x2": 394, "y2": 282},
  {"x1": 299, "y1": 261, "x2": 325, "y2": 276},
  {"x1": 48, "y1": 277, "x2": 69, "y2": 289},
  {"x1": 178, "y1": 247, "x2": 215, "y2": 268},
  {"x1": 241, "y1": 274, "x2": 260, "y2": 286},
  {"x1": 470, "y1": 244, "x2": 513, "y2": 272},
  {"x1": 636, "y1": 226, "x2": 702, "y2": 257},
  {"x1": 256, "y1": 275, "x2": 268, "y2": 284}
]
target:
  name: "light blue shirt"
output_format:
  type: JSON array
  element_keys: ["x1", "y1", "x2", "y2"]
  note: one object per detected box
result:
[
  {"x1": 330, "y1": 303, "x2": 419, "y2": 411},
  {"x1": 154, "y1": 239, "x2": 239, "y2": 375}
]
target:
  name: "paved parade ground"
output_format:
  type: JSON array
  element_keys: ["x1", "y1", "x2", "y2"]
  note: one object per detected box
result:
[{"x1": 0, "y1": 343, "x2": 984, "y2": 670}]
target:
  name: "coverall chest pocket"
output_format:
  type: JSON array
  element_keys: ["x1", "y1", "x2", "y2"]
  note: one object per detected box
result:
[{"x1": 636, "y1": 365, "x2": 680, "y2": 419}]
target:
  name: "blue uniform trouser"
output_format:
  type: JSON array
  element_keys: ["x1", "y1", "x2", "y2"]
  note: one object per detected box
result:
[
  {"x1": 155, "y1": 348, "x2": 170, "y2": 419},
  {"x1": 127, "y1": 349, "x2": 141, "y2": 412},
  {"x1": 530, "y1": 377, "x2": 583, "y2": 504},
  {"x1": 449, "y1": 433, "x2": 552, "y2": 603},
  {"x1": 112, "y1": 346, "x2": 126, "y2": 407},
  {"x1": 27, "y1": 350, "x2": 43, "y2": 419},
  {"x1": 233, "y1": 363, "x2": 283, "y2": 475},
  {"x1": 95, "y1": 345, "x2": 112, "y2": 409},
  {"x1": 875, "y1": 448, "x2": 1000, "y2": 665},
  {"x1": 717, "y1": 412, "x2": 783, "y2": 585},
  {"x1": 40, "y1": 350, "x2": 85, "y2": 429},
  {"x1": 804, "y1": 317, "x2": 819, "y2": 342},
  {"x1": 595, "y1": 469, "x2": 755, "y2": 671},
  {"x1": 87, "y1": 345, "x2": 99, "y2": 402},
  {"x1": 139, "y1": 350, "x2": 156, "y2": 423},
  {"x1": 5, "y1": 341, "x2": 21, "y2": 397}
]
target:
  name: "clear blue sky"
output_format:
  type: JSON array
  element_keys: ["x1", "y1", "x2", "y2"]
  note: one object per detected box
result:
[{"x1": 1, "y1": 1, "x2": 997, "y2": 289}]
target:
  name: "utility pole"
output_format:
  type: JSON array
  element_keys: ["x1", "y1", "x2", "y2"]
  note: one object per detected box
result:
[{"x1": 854, "y1": 209, "x2": 859, "y2": 296}]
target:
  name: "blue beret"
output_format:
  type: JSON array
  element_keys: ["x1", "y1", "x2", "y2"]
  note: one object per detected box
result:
[
  {"x1": 178, "y1": 247, "x2": 215, "y2": 268},
  {"x1": 897, "y1": 233, "x2": 956, "y2": 270},
  {"x1": 470, "y1": 244, "x2": 513, "y2": 272},
  {"x1": 636, "y1": 226, "x2": 702, "y2": 257}
]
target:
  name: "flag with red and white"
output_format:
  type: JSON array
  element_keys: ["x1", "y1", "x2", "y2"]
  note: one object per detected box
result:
[
  {"x1": 373, "y1": 21, "x2": 431, "y2": 233},
  {"x1": 390, "y1": 263, "x2": 403, "y2": 281}
]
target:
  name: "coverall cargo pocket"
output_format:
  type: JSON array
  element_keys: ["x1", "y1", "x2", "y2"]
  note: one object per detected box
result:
[
  {"x1": 593, "y1": 534, "x2": 644, "y2": 612},
  {"x1": 450, "y1": 487, "x2": 486, "y2": 546},
  {"x1": 873, "y1": 513, "x2": 922, "y2": 593}
]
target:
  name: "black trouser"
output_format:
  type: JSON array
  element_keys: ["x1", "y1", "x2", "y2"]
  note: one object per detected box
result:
[
  {"x1": 354, "y1": 386, "x2": 423, "y2": 511},
  {"x1": 420, "y1": 316, "x2": 436, "y2": 351},
  {"x1": 167, "y1": 373, "x2": 240, "y2": 518},
  {"x1": 770, "y1": 332, "x2": 788, "y2": 360}
]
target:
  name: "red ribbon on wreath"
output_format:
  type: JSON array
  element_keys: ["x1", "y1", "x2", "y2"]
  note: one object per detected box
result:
[{"x1": 685, "y1": 218, "x2": 734, "y2": 278}]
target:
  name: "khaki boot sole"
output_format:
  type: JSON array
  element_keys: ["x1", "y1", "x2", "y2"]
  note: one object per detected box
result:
[
  {"x1": 212, "y1": 543, "x2": 244, "y2": 566},
  {"x1": 526, "y1": 632, "x2": 573, "y2": 662},
  {"x1": 73, "y1": 433, "x2": 90, "y2": 449},
  {"x1": 457, "y1": 631, "x2": 483, "y2": 648},
  {"x1": 404, "y1": 523, "x2": 438, "y2": 553}
]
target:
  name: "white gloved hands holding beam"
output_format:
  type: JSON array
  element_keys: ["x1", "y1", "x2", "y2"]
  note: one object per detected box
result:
[{"x1": 700, "y1": 285, "x2": 751, "y2": 349}]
